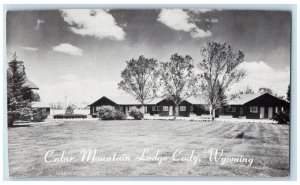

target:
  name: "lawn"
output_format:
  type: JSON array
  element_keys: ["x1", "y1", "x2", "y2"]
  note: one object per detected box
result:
[{"x1": 8, "y1": 120, "x2": 290, "y2": 177}]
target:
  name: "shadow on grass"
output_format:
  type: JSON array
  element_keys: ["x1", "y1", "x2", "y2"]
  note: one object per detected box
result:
[
  {"x1": 223, "y1": 135, "x2": 257, "y2": 140},
  {"x1": 10, "y1": 124, "x2": 31, "y2": 128},
  {"x1": 242, "y1": 135, "x2": 257, "y2": 140}
]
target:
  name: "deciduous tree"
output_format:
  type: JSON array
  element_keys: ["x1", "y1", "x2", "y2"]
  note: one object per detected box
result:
[
  {"x1": 118, "y1": 55, "x2": 160, "y2": 113},
  {"x1": 258, "y1": 87, "x2": 273, "y2": 95},
  {"x1": 199, "y1": 42, "x2": 245, "y2": 119},
  {"x1": 160, "y1": 53, "x2": 199, "y2": 119}
]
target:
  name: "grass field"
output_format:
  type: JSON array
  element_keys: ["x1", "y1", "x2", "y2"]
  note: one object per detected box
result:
[{"x1": 8, "y1": 120, "x2": 290, "y2": 177}]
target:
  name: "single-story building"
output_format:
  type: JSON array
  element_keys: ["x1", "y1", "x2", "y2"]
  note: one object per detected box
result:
[
  {"x1": 154, "y1": 97, "x2": 209, "y2": 117},
  {"x1": 31, "y1": 102, "x2": 51, "y2": 115},
  {"x1": 89, "y1": 95, "x2": 209, "y2": 117},
  {"x1": 89, "y1": 96, "x2": 147, "y2": 117},
  {"x1": 220, "y1": 93, "x2": 289, "y2": 119}
]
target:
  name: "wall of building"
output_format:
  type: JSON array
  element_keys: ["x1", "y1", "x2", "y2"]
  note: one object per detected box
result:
[
  {"x1": 90, "y1": 97, "x2": 118, "y2": 115},
  {"x1": 192, "y1": 104, "x2": 209, "y2": 116},
  {"x1": 156, "y1": 100, "x2": 192, "y2": 117}
]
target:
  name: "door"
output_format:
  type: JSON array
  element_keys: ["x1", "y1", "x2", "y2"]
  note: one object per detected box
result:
[
  {"x1": 169, "y1": 106, "x2": 173, "y2": 116},
  {"x1": 268, "y1": 107, "x2": 273, "y2": 119},
  {"x1": 259, "y1": 107, "x2": 265, "y2": 119},
  {"x1": 239, "y1": 107, "x2": 243, "y2": 115}
]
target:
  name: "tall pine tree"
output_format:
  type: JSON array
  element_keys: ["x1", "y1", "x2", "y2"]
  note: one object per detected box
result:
[
  {"x1": 7, "y1": 53, "x2": 32, "y2": 127},
  {"x1": 287, "y1": 84, "x2": 290, "y2": 102}
]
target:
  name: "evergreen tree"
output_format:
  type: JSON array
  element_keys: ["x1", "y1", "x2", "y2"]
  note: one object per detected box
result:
[
  {"x1": 287, "y1": 84, "x2": 291, "y2": 102},
  {"x1": 65, "y1": 106, "x2": 74, "y2": 115},
  {"x1": 7, "y1": 53, "x2": 32, "y2": 127}
]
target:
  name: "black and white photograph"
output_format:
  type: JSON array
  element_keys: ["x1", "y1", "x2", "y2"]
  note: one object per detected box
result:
[{"x1": 5, "y1": 7, "x2": 292, "y2": 178}]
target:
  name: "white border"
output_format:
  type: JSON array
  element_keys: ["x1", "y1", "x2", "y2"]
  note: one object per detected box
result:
[{"x1": 1, "y1": 0, "x2": 299, "y2": 184}]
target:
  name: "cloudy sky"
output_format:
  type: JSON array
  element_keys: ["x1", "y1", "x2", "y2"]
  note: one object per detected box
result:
[{"x1": 6, "y1": 9, "x2": 291, "y2": 104}]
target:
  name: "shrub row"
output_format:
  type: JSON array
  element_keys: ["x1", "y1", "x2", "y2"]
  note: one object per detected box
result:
[
  {"x1": 53, "y1": 114, "x2": 87, "y2": 119},
  {"x1": 98, "y1": 106, "x2": 144, "y2": 120}
]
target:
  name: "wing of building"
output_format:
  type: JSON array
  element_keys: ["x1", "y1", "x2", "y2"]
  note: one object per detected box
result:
[
  {"x1": 89, "y1": 95, "x2": 209, "y2": 118},
  {"x1": 220, "y1": 93, "x2": 289, "y2": 119}
]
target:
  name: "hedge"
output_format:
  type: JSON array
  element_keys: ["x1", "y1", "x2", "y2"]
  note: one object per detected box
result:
[{"x1": 53, "y1": 114, "x2": 87, "y2": 119}]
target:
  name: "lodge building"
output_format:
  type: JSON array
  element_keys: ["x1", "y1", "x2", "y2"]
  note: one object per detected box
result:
[
  {"x1": 89, "y1": 93, "x2": 289, "y2": 119},
  {"x1": 89, "y1": 96, "x2": 209, "y2": 117}
]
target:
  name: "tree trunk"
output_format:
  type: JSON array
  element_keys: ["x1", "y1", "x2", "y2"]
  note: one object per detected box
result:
[
  {"x1": 209, "y1": 105, "x2": 213, "y2": 121},
  {"x1": 174, "y1": 105, "x2": 179, "y2": 120},
  {"x1": 212, "y1": 108, "x2": 216, "y2": 120},
  {"x1": 140, "y1": 104, "x2": 145, "y2": 114}
]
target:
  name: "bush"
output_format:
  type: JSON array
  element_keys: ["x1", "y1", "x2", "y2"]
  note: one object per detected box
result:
[
  {"x1": 115, "y1": 111, "x2": 127, "y2": 120},
  {"x1": 65, "y1": 106, "x2": 74, "y2": 115},
  {"x1": 32, "y1": 109, "x2": 48, "y2": 122},
  {"x1": 98, "y1": 106, "x2": 116, "y2": 120},
  {"x1": 7, "y1": 111, "x2": 21, "y2": 127},
  {"x1": 273, "y1": 111, "x2": 290, "y2": 124},
  {"x1": 53, "y1": 114, "x2": 87, "y2": 119},
  {"x1": 129, "y1": 106, "x2": 144, "y2": 120},
  {"x1": 98, "y1": 106, "x2": 127, "y2": 120}
]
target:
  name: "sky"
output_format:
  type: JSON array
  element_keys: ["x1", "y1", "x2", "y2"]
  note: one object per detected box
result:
[{"x1": 6, "y1": 9, "x2": 291, "y2": 105}]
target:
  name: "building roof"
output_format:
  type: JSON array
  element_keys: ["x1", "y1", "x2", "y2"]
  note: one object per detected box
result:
[
  {"x1": 186, "y1": 96, "x2": 206, "y2": 104},
  {"x1": 23, "y1": 78, "x2": 39, "y2": 90},
  {"x1": 8, "y1": 61, "x2": 39, "y2": 90},
  {"x1": 90, "y1": 95, "x2": 206, "y2": 106},
  {"x1": 32, "y1": 102, "x2": 50, "y2": 108},
  {"x1": 91, "y1": 95, "x2": 164, "y2": 106},
  {"x1": 226, "y1": 93, "x2": 276, "y2": 105}
]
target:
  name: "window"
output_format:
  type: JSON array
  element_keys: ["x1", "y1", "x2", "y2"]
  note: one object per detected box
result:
[
  {"x1": 275, "y1": 107, "x2": 278, "y2": 113},
  {"x1": 152, "y1": 106, "x2": 159, "y2": 111},
  {"x1": 163, "y1": 106, "x2": 169, "y2": 111},
  {"x1": 250, "y1": 106, "x2": 258, "y2": 113},
  {"x1": 180, "y1": 106, "x2": 186, "y2": 111},
  {"x1": 227, "y1": 106, "x2": 236, "y2": 112},
  {"x1": 231, "y1": 107, "x2": 236, "y2": 112},
  {"x1": 190, "y1": 105, "x2": 194, "y2": 112}
]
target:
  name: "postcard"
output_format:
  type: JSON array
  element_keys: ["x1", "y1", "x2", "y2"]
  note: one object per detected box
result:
[{"x1": 5, "y1": 7, "x2": 291, "y2": 178}]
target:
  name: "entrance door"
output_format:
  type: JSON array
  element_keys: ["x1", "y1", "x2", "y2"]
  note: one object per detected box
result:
[
  {"x1": 169, "y1": 106, "x2": 173, "y2": 116},
  {"x1": 260, "y1": 107, "x2": 265, "y2": 119},
  {"x1": 268, "y1": 107, "x2": 273, "y2": 119},
  {"x1": 239, "y1": 107, "x2": 244, "y2": 115}
]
